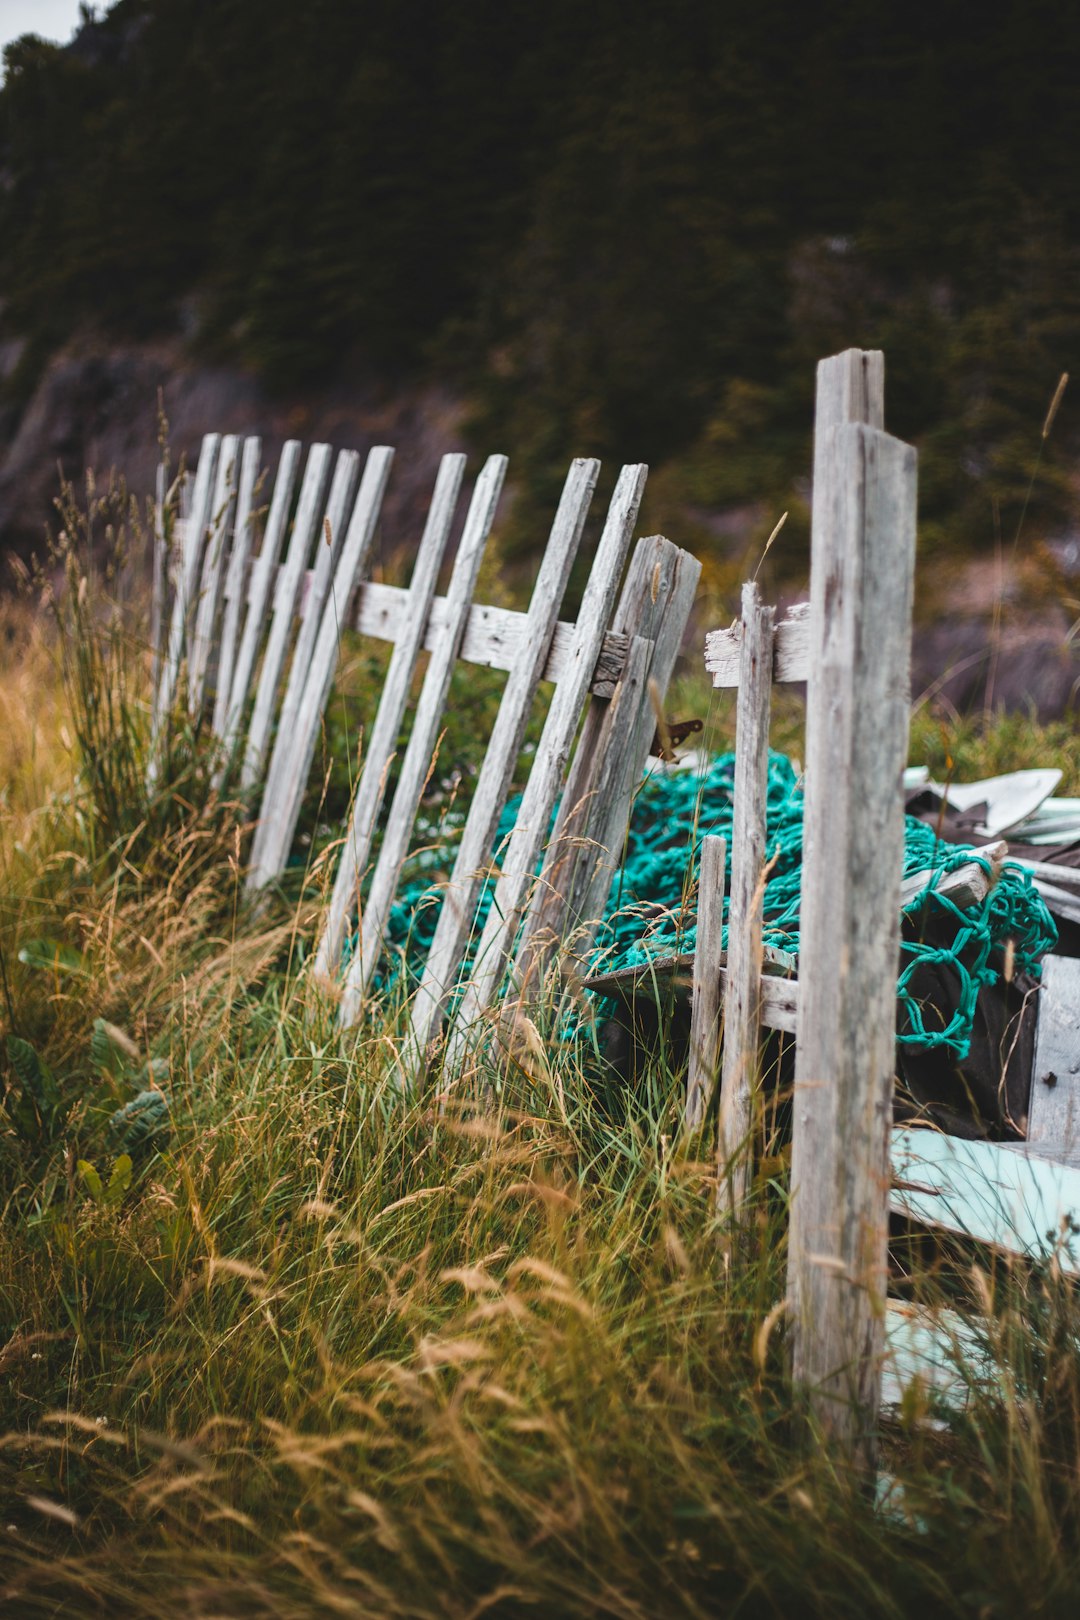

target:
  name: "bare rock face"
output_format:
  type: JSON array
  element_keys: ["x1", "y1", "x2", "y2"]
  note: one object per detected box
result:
[
  {"x1": 909, "y1": 547, "x2": 1080, "y2": 720},
  {"x1": 911, "y1": 616, "x2": 1080, "y2": 720},
  {"x1": 0, "y1": 336, "x2": 467, "y2": 577}
]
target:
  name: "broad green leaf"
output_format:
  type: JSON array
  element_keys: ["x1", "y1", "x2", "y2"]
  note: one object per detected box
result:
[
  {"x1": 91, "y1": 1019, "x2": 138, "y2": 1081},
  {"x1": 77, "y1": 1160, "x2": 104, "y2": 1202},
  {"x1": 106, "y1": 1154, "x2": 133, "y2": 1204},
  {"x1": 5, "y1": 1035, "x2": 60, "y2": 1117}
]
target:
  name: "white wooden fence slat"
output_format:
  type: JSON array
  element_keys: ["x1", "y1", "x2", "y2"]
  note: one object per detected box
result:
[
  {"x1": 248, "y1": 448, "x2": 362, "y2": 876},
  {"x1": 1026, "y1": 954, "x2": 1080, "y2": 1167},
  {"x1": 212, "y1": 437, "x2": 262, "y2": 738},
  {"x1": 705, "y1": 605, "x2": 810, "y2": 687},
  {"x1": 247, "y1": 445, "x2": 392, "y2": 890},
  {"x1": 222, "y1": 439, "x2": 302, "y2": 765},
  {"x1": 717, "y1": 581, "x2": 774, "y2": 1206},
  {"x1": 188, "y1": 435, "x2": 242, "y2": 717},
  {"x1": 261, "y1": 447, "x2": 360, "y2": 768},
  {"x1": 891, "y1": 1127, "x2": 1080, "y2": 1276},
  {"x1": 405, "y1": 457, "x2": 601, "y2": 1066},
  {"x1": 515, "y1": 535, "x2": 702, "y2": 987},
  {"x1": 570, "y1": 545, "x2": 703, "y2": 971},
  {"x1": 686, "y1": 835, "x2": 727, "y2": 1130},
  {"x1": 336, "y1": 454, "x2": 508, "y2": 1024},
  {"x1": 242, "y1": 443, "x2": 333, "y2": 791},
  {"x1": 446, "y1": 463, "x2": 647, "y2": 1049},
  {"x1": 286, "y1": 575, "x2": 629, "y2": 693},
  {"x1": 313, "y1": 452, "x2": 469, "y2": 981},
  {"x1": 788, "y1": 409, "x2": 916, "y2": 1470},
  {"x1": 151, "y1": 462, "x2": 168, "y2": 695},
  {"x1": 149, "y1": 433, "x2": 221, "y2": 783}
]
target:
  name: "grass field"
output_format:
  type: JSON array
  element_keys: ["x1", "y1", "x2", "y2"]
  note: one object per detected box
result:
[{"x1": 2, "y1": 562, "x2": 1080, "y2": 1619}]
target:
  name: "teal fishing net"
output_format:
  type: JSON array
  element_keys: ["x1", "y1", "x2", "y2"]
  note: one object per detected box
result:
[{"x1": 377, "y1": 751, "x2": 1057, "y2": 1060}]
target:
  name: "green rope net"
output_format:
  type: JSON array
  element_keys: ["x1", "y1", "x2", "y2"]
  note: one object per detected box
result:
[{"x1": 378, "y1": 751, "x2": 1057, "y2": 1060}]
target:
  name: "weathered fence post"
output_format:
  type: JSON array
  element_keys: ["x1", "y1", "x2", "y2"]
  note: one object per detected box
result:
[
  {"x1": 787, "y1": 349, "x2": 917, "y2": 1471},
  {"x1": 715, "y1": 580, "x2": 774, "y2": 1203},
  {"x1": 686, "y1": 834, "x2": 727, "y2": 1130}
]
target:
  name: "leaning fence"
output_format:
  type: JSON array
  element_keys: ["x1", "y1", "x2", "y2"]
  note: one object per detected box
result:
[{"x1": 146, "y1": 347, "x2": 1080, "y2": 1479}]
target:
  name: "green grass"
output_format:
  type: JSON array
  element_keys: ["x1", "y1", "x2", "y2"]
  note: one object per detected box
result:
[{"x1": 2, "y1": 573, "x2": 1080, "y2": 1618}]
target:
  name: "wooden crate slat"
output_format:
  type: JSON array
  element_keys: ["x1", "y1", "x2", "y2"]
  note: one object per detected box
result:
[
  {"x1": 686, "y1": 835, "x2": 727, "y2": 1130},
  {"x1": 212, "y1": 436, "x2": 262, "y2": 738},
  {"x1": 242, "y1": 443, "x2": 333, "y2": 792},
  {"x1": 1026, "y1": 954, "x2": 1080, "y2": 1167},
  {"x1": 313, "y1": 451, "x2": 469, "y2": 980},
  {"x1": 891, "y1": 1127, "x2": 1080, "y2": 1277},
  {"x1": 446, "y1": 462, "x2": 648, "y2": 1051},
  {"x1": 248, "y1": 446, "x2": 392, "y2": 891},
  {"x1": 881, "y1": 1302, "x2": 991, "y2": 1412},
  {"x1": 584, "y1": 949, "x2": 799, "y2": 1035},
  {"x1": 717, "y1": 580, "x2": 775, "y2": 1204},
  {"x1": 405, "y1": 457, "x2": 601, "y2": 1065},
  {"x1": 221, "y1": 439, "x2": 302, "y2": 764},
  {"x1": 336, "y1": 454, "x2": 508, "y2": 1024}
]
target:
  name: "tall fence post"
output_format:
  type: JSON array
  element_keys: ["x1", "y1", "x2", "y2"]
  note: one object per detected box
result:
[
  {"x1": 787, "y1": 349, "x2": 917, "y2": 1472},
  {"x1": 716, "y1": 579, "x2": 774, "y2": 1205}
]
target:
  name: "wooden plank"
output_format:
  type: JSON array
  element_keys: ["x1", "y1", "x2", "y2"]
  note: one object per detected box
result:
[
  {"x1": 220, "y1": 439, "x2": 302, "y2": 769},
  {"x1": 585, "y1": 948, "x2": 800, "y2": 1035},
  {"x1": 899, "y1": 841, "x2": 1006, "y2": 911},
  {"x1": 1026, "y1": 955, "x2": 1080, "y2": 1167},
  {"x1": 816, "y1": 346, "x2": 885, "y2": 434},
  {"x1": 718, "y1": 581, "x2": 775, "y2": 1209},
  {"x1": 788, "y1": 347, "x2": 911, "y2": 1474},
  {"x1": 405, "y1": 458, "x2": 601, "y2": 1067},
  {"x1": 313, "y1": 452, "x2": 468, "y2": 981},
  {"x1": 247, "y1": 446, "x2": 392, "y2": 891},
  {"x1": 150, "y1": 462, "x2": 168, "y2": 696},
  {"x1": 705, "y1": 604, "x2": 810, "y2": 688},
  {"x1": 891, "y1": 1127, "x2": 1080, "y2": 1276},
  {"x1": 515, "y1": 534, "x2": 703, "y2": 989},
  {"x1": 188, "y1": 435, "x2": 242, "y2": 717},
  {"x1": 335, "y1": 455, "x2": 508, "y2": 1023},
  {"x1": 1012, "y1": 857, "x2": 1080, "y2": 893},
  {"x1": 212, "y1": 437, "x2": 262, "y2": 739},
  {"x1": 445, "y1": 464, "x2": 648, "y2": 1053},
  {"x1": 149, "y1": 433, "x2": 220, "y2": 783},
  {"x1": 241, "y1": 443, "x2": 333, "y2": 792},
  {"x1": 1031, "y1": 882, "x2": 1080, "y2": 927},
  {"x1": 686, "y1": 835, "x2": 727, "y2": 1129},
  {"x1": 881, "y1": 1302, "x2": 990, "y2": 1412},
  {"x1": 247, "y1": 447, "x2": 362, "y2": 879},
  {"x1": 282, "y1": 574, "x2": 630, "y2": 696}
]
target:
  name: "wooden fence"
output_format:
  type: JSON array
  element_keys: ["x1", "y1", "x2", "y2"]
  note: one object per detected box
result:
[
  {"x1": 588, "y1": 348, "x2": 1080, "y2": 1472},
  {"x1": 149, "y1": 436, "x2": 699, "y2": 1084},
  {"x1": 148, "y1": 349, "x2": 1080, "y2": 1477}
]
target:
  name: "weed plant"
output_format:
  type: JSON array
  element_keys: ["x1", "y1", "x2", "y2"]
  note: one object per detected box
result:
[{"x1": 1, "y1": 557, "x2": 1080, "y2": 1617}]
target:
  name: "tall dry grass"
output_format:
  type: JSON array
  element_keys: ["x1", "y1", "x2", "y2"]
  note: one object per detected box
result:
[{"x1": 1, "y1": 541, "x2": 1079, "y2": 1617}]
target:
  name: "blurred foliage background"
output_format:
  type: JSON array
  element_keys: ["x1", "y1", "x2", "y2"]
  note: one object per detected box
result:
[{"x1": 0, "y1": 0, "x2": 1078, "y2": 570}]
